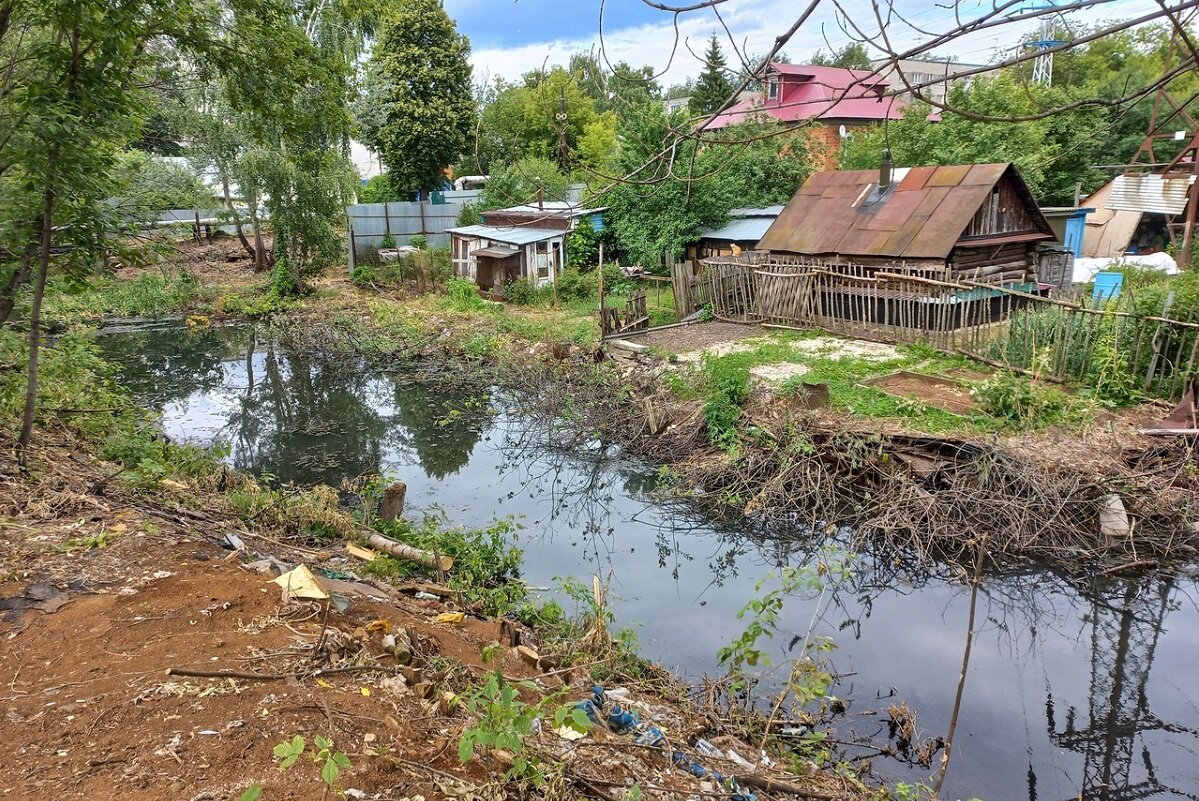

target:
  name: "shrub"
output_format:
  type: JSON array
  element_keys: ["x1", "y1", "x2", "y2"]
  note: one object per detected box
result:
[
  {"x1": 456, "y1": 203, "x2": 482, "y2": 226},
  {"x1": 972, "y1": 370, "x2": 1069, "y2": 426},
  {"x1": 701, "y1": 356, "x2": 751, "y2": 454},
  {"x1": 504, "y1": 277, "x2": 536, "y2": 305},
  {"x1": 379, "y1": 233, "x2": 396, "y2": 249},
  {"x1": 445, "y1": 277, "x2": 485, "y2": 311}
]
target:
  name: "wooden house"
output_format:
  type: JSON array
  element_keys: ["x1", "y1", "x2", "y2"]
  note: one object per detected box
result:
[
  {"x1": 448, "y1": 202, "x2": 606, "y2": 292},
  {"x1": 757, "y1": 162, "x2": 1055, "y2": 284},
  {"x1": 703, "y1": 64, "x2": 906, "y2": 169}
]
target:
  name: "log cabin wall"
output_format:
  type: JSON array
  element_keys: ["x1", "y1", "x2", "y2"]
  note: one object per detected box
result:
[{"x1": 951, "y1": 242, "x2": 1036, "y2": 284}]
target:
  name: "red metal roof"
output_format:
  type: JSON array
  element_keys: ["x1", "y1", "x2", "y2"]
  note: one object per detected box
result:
[
  {"x1": 704, "y1": 63, "x2": 904, "y2": 130},
  {"x1": 756, "y1": 163, "x2": 1055, "y2": 260}
]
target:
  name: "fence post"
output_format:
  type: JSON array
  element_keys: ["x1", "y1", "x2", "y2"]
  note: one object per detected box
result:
[{"x1": 348, "y1": 226, "x2": 357, "y2": 278}]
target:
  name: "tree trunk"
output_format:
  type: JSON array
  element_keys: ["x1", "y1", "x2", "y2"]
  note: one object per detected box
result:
[
  {"x1": 17, "y1": 153, "x2": 57, "y2": 469},
  {"x1": 248, "y1": 201, "x2": 267, "y2": 273},
  {"x1": 0, "y1": 235, "x2": 37, "y2": 326},
  {"x1": 221, "y1": 169, "x2": 256, "y2": 263}
]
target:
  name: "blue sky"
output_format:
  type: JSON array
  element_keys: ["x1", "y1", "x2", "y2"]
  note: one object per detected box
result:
[
  {"x1": 443, "y1": 0, "x2": 1163, "y2": 87},
  {"x1": 444, "y1": 0, "x2": 662, "y2": 52}
]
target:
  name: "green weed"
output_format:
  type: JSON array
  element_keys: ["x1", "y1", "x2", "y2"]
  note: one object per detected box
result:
[{"x1": 364, "y1": 513, "x2": 525, "y2": 616}]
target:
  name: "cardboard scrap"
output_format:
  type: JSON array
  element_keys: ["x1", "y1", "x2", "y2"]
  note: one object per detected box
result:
[{"x1": 273, "y1": 564, "x2": 330, "y2": 601}]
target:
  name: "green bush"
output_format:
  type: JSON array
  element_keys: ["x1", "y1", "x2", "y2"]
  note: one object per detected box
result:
[
  {"x1": 504, "y1": 277, "x2": 536, "y2": 305},
  {"x1": 972, "y1": 370, "x2": 1070, "y2": 426},
  {"x1": 366, "y1": 513, "x2": 524, "y2": 616},
  {"x1": 701, "y1": 356, "x2": 751, "y2": 454},
  {"x1": 445, "y1": 277, "x2": 485, "y2": 311},
  {"x1": 379, "y1": 233, "x2": 396, "y2": 249},
  {"x1": 456, "y1": 203, "x2": 482, "y2": 226}
]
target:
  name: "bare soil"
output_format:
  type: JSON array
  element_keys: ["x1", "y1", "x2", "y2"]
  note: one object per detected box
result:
[
  {"x1": 0, "y1": 432, "x2": 859, "y2": 801},
  {"x1": 863, "y1": 371, "x2": 977, "y2": 414},
  {"x1": 629, "y1": 321, "x2": 760, "y2": 356}
]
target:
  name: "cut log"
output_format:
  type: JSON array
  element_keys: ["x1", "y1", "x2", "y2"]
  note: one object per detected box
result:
[{"x1": 364, "y1": 531, "x2": 453, "y2": 572}]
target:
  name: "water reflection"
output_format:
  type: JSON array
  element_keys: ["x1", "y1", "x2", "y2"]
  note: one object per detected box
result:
[
  {"x1": 102, "y1": 325, "x2": 490, "y2": 487},
  {"x1": 99, "y1": 323, "x2": 1199, "y2": 801}
]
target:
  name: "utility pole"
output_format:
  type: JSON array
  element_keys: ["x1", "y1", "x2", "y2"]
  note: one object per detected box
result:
[
  {"x1": 556, "y1": 89, "x2": 570, "y2": 172},
  {"x1": 1022, "y1": 6, "x2": 1064, "y2": 86}
]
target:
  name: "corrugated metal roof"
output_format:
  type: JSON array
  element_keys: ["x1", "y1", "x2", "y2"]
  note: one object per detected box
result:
[
  {"x1": 447, "y1": 225, "x2": 563, "y2": 246},
  {"x1": 1106, "y1": 173, "x2": 1196, "y2": 215},
  {"x1": 729, "y1": 205, "x2": 787, "y2": 217},
  {"x1": 757, "y1": 162, "x2": 1054, "y2": 259},
  {"x1": 700, "y1": 216, "x2": 777, "y2": 242}
]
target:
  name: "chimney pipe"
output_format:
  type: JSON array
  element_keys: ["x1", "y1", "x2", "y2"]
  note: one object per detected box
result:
[
  {"x1": 879, "y1": 149, "x2": 893, "y2": 191},
  {"x1": 536, "y1": 185, "x2": 544, "y2": 211}
]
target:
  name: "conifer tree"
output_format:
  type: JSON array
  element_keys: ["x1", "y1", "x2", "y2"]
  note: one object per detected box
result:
[{"x1": 689, "y1": 34, "x2": 734, "y2": 116}]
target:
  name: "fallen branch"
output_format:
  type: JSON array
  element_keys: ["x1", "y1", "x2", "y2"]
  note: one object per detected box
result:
[
  {"x1": 363, "y1": 530, "x2": 453, "y2": 572},
  {"x1": 165, "y1": 664, "x2": 402, "y2": 682}
]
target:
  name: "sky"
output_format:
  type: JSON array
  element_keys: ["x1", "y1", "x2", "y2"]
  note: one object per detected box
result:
[{"x1": 444, "y1": 0, "x2": 1168, "y2": 88}]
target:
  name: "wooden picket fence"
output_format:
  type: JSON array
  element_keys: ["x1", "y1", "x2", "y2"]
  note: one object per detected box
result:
[{"x1": 694, "y1": 258, "x2": 1199, "y2": 400}]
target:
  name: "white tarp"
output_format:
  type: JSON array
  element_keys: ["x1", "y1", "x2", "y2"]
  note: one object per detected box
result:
[
  {"x1": 1106, "y1": 173, "x2": 1195, "y2": 215},
  {"x1": 1072, "y1": 251, "x2": 1178, "y2": 283}
]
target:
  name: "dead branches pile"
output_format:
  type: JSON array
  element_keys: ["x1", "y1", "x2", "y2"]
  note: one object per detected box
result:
[{"x1": 504, "y1": 359, "x2": 1199, "y2": 571}]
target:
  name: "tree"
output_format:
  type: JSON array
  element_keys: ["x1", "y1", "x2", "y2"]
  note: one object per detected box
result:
[
  {"x1": 0, "y1": 0, "x2": 373, "y2": 465},
  {"x1": 605, "y1": 103, "x2": 817, "y2": 268},
  {"x1": 689, "y1": 35, "x2": 735, "y2": 116},
  {"x1": 838, "y1": 75, "x2": 1104, "y2": 204},
  {"x1": 479, "y1": 158, "x2": 570, "y2": 210},
  {"x1": 358, "y1": 174, "x2": 402, "y2": 203},
  {"x1": 112, "y1": 151, "x2": 214, "y2": 218},
  {"x1": 809, "y1": 43, "x2": 871, "y2": 70},
  {"x1": 474, "y1": 67, "x2": 599, "y2": 171},
  {"x1": 357, "y1": 0, "x2": 473, "y2": 195}
]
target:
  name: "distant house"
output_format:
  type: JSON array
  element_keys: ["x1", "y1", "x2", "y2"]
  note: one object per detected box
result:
[
  {"x1": 757, "y1": 162, "x2": 1056, "y2": 285},
  {"x1": 1080, "y1": 175, "x2": 1193, "y2": 259},
  {"x1": 664, "y1": 96, "x2": 691, "y2": 116},
  {"x1": 687, "y1": 206, "x2": 785, "y2": 261},
  {"x1": 448, "y1": 201, "x2": 607, "y2": 292},
  {"x1": 867, "y1": 57, "x2": 994, "y2": 105},
  {"x1": 702, "y1": 64, "x2": 905, "y2": 168}
]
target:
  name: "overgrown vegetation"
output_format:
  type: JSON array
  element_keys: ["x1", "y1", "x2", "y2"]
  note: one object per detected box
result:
[{"x1": 363, "y1": 512, "x2": 525, "y2": 616}]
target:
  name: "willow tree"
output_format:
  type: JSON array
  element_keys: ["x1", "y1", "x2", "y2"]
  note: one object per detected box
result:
[
  {"x1": 0, "y1": 0, "x2": 372, "y2": 465},
  {"x1": 356, "y1": 0, "x2": 473, "y2": 195}
]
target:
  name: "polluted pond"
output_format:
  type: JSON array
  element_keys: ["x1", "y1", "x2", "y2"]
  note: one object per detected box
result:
[{"x1": 87, "y1": 321, "x2": 1199, "y2": 800}]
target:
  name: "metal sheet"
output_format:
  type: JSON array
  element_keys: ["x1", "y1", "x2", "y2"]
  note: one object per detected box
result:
[
  {"x1": 446, "y1": 224, "x2": 563, "y2": 246},
  {"x1": 925, "y1": 164, "x2": 973, "y2": 187},
  {"x1": 1107, "y1": 173, "x2": 1196, "y2": 215},
  {"x1": 758, "y1": 162, "x2": 1052, "y2": 260}
]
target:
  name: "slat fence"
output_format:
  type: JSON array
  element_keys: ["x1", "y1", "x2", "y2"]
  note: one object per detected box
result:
[{"x1": 694, "y1": 256, "x2": 1199, "y2": 400}]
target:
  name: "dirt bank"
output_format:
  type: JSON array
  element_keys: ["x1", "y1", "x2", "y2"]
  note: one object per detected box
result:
[{"x1": 0, "y1": 430, "x2": 865, "y2": 801}]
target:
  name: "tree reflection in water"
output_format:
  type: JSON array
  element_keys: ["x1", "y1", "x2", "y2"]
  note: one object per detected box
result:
[{"x1": 101, "y1": 322, "x2": 1199, "y2": 801}]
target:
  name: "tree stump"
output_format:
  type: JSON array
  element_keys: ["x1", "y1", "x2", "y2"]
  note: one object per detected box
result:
[{"x1": 378, "y1": 481, "x2": 407, "y2": 522}]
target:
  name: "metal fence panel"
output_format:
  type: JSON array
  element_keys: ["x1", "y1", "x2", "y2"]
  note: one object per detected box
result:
[{"x1": 346, "y1": 197, "x2": 477, "y2": 256}]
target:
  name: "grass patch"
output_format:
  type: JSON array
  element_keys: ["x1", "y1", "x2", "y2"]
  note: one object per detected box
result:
[{"x1": 42, "y1": 270, "x2": 214, "y2": 323}]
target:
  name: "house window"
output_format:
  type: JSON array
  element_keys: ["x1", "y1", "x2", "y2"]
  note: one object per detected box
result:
[{"x1": 768, "y1": 79, "x2": 778, "y2": 100}]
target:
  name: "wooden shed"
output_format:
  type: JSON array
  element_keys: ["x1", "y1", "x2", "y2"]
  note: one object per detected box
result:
[{"x1": 757, "y1": 162, "x2": 1056, "y2": 285}]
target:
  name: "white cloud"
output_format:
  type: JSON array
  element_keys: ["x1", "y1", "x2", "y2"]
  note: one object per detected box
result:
[{"x1": 467, "y1": 0, "x2": 1166, "y2": 87}]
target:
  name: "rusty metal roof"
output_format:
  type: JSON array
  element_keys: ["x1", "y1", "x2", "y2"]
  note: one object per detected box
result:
[{"x1": 757, "y1": 163, "x2": 1055, "y2": 260}]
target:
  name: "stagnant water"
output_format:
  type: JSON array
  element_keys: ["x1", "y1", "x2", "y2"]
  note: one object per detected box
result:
[{"x1": 99, "y1": 322, "x2": 1199, "y2": 801}]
